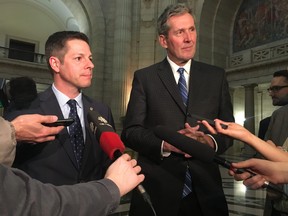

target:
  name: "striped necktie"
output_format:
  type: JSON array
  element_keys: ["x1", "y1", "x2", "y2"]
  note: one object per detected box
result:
[
  {"x1": 177, "y1": 68, "x2": 192, "y2": 197},
  {"x1": 177, "y1": 67, "x2": 188, "y2": 106}
]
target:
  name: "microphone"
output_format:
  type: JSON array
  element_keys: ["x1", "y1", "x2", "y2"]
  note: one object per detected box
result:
[
  {"x1": 87, "y1": 110, "x2": 157, "y2": 215},
  {"x1": 153, "y1": 125, "x2": 287, "y2": 198}
]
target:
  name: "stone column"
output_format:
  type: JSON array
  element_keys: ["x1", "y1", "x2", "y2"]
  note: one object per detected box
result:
[
  {"x1": 111, "y1": 0, "x2": 132, "y2": 131},
  {"x1": 242, "y1": 83, "x2": 257, "y2": 155}
]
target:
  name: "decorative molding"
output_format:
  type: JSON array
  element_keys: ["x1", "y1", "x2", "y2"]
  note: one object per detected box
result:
[
  {"x1": 143, "y1": 0, "x2": 153, "y2": 9},
  {"x1": 227, "y1": 42, "x2": 288, "y2": 68},
  {"x1": 140, "y1": 18, "x2": 155, "y2": 28}
]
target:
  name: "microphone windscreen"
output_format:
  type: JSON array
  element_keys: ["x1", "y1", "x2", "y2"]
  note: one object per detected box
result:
[
  {"x1": 99, "y1": 132, "x2": 125, "y2": 160},
  {"x1": 153, "y1": 125, "x2": 215, "y2": 162}
]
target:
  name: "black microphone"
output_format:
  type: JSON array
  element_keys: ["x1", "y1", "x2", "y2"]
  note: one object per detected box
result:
[
  {"x1": 153, "y1": 125, "x2": 287, "y2": 198},
  {"x1": 87, "y1": 110, "x2": 157, "y2": 215}
]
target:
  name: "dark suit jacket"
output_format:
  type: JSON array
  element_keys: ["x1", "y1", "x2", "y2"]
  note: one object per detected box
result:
[
  {"x1": 7, "y1": 87, "x2": 114, "y2": 186},
  {"x1": 121, "y1": 59, "x2": 234, "y2": 216},
  {"x1": 258, "y1": 116, "x2": 271, "y2": 140}
]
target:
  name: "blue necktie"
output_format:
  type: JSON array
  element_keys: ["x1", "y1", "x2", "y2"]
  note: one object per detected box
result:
[
  {"x1": 177, "y1": 68, "x2": 192, "y2": 197},
  {"x1": 67, "y1": 99, "x2": 85, "y2": 168},
  {"x1": 177, "y1": 68, "x2": 188, "y2": 106}
]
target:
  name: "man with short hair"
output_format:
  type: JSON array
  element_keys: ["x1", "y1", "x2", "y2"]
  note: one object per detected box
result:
[
  {"x1": 265, "y1": 70, "x2": 288, "y2": 146},
  {"x1": 6, "y1": 31, "x2": 115, "y2": 186},
  {"x1": 121, "y1": 4, "x2": 234, "y2": 216}
]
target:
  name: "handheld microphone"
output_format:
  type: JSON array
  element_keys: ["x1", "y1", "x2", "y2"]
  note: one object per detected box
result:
[
  {"x1": 153, "y1": 125, "x2": 287, "y2": 198},
  {"x1": 87, "y1": 110, "x2": 156, "y2": 214}
]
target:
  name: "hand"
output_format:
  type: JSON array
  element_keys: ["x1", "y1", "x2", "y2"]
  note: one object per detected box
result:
[
  {"x1": 11, "y1": 114, "x2": 64, "y2": 143},
  {"x1": 228, "y1": 167, "x2": 266, "y2": 189},
  {"x1": 180, "y1": 123, "x2": 215, "y2": 149},
  {"x1": 178, "y1": 123, "x2": 204, "y2": 139},
  {"x1": 229, "y1": 158, "x2": 288, "y2": 185},
  {"x1": 105, "y1": 154, "x2": 144, "y2": 196},
  {"x1": 163, "y1": 142, "x2": 191, "y2": 158},
  {"x1": 201, "y1": 119, "x2": 253, "y2": 143}
]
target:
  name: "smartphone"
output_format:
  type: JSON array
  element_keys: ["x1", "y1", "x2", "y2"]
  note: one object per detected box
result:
[
  {"x1": 42, "y1": 118, "x2": 75, "y2": 127},
  {"x1": 190, "y1": 114, "x2": 228, "y2": 129}
]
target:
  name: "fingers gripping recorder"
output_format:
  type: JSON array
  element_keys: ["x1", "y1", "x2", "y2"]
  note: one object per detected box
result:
[{"x1": 87, "y1": 110, "x2": 156, "y2": 215}]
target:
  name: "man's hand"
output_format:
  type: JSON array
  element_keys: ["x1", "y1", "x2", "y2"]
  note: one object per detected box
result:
[
  {"x1": 11, "y1": 114, "x2": 64, "y2": 143},
  {"x1": 180, "y1": 123, "x2": 215, "y2": 149}
]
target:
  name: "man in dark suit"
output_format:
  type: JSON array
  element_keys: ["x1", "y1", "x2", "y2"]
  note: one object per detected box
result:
[
  {"x1": 6, "y1": 31, "x2": 115, "y2": 186},
  {"x1": 121, "y1": 4, "x2": 234, "y2": 216}
]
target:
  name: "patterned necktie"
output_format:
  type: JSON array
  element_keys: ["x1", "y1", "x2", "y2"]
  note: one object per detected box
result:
[
  {"x1": 67, "y1": 99, "x2": 85, "y2": 168},
  {"x1": 177, "y1": 68, "x2": 192, "y2": 197},
  {"x1": 177, "y1": 67, "x2": 188, "y2": 106}
]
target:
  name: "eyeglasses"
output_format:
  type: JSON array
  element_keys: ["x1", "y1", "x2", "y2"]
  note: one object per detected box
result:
[{"x1": 267, "y1": 85, "x2": 288, "y2": 93}]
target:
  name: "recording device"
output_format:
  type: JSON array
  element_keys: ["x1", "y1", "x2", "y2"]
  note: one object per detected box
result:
[
  {"x1": 154, "y1": 125, "x2": 287, "y2": 198},
  {"x1": 42, "y1": 118, "x2": 75, "y2": 127},
  {"x1": 191, "y1": 114, "x2": 228, "y2": 129},
  {"x1": 87, "y1": 110, "x2": 157, "y2": 215}
]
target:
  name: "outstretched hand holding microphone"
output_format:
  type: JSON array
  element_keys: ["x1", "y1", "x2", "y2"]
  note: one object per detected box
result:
[{"x1": 87, "y1": 110, "x2": 157, "y2": 215}]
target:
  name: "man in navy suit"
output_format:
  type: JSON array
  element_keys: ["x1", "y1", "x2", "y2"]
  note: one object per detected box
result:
[
  {"x1": 6, "y1": 31, "x2": 115, "y2": 186},
  {"x1": 121, "y1": 4, "x2": 234, "y2": 216}
]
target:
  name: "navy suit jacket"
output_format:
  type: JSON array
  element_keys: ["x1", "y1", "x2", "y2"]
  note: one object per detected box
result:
[
  {"x1": 7, "y1": 87, "x2": 114, "y2": 186},
  {"x1": 122, "y1": 59, "x2": 234, "y2": 216}
]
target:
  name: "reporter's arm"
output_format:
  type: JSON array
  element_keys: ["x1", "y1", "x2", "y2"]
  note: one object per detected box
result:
[
  {"x1": 0, "y1": 115, "x2": 64, "y2": 166},
  {"x1": 0, "y1": 154, "x2": 143, "y2": 216},
  {"x1": 203, "y1": 119, "x2": 288, "y2": 162},
  {"x1": 0, "y1": 164, "x2": 120, "y2": 216},
  {"x1": 0, "y1": 117, "x2": 16, "y2": 166}
]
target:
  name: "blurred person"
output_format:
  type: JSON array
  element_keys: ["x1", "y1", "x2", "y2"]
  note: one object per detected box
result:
[
  {"x1": 264, "y1": 69, "x2": 288, "y2": 216},
  {"x1": 121, "y1": 4, "x2": 234, "y2": 216},
  {"x1": 258, "y1": 116, "x2": 271, "y2": 140},
  {"x1": 4, "y1": 76, "x2": 37, "y2": 115},
  {"x1": 265, "y1": 70, "x2": 288, "y2": 146}
]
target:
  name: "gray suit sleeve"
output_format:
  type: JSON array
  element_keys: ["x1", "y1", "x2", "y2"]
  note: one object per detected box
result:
[
  {"x1": 0, "y1": 165, "x2": 120, "y2": 216},
  {"x1": 0, "y1": 117, "x2": 16, "y2": 166}
]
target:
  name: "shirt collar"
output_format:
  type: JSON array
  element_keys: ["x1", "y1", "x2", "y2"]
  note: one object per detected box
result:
[
  {"x1": 166, "y1": 56, "x2": 191, "y2": 75},
  {"x1": 52, "y1": 83, "x2": 83, "y2": 109}
]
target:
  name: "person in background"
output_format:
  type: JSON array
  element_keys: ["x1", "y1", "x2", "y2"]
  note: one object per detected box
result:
[
  {"x1": 121, "y1": 3, "x2": 234, "y2": 216},
  {"x1": 5, "y1": 31, "x2": 115, "y2": 186},
  {"x1": 265, "y1": 70, "x2": 288, "y2": 146},
  {"x1": 4, "y1": 76, "x2": 37, "y2": 115},
  {"x1": 0, "y1": 114, "x2": 144, "y2": 216},
  {"x1": 258, "y1": 116, "x2": 271, "y2": 140},
  {"x1": 263, "y1": 69, "x2": 288, "y2": 216}
]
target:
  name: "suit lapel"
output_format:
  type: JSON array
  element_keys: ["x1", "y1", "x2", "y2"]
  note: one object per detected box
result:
[
  {"x1": 186, "y1": 60, "x2": 207, "y2": 116},
  {"x1": 39, "y1": 87, "x2": 79, "y2": 170},
  {"x1": 80, "y1": 97, "x2": 94, "y2": 170},
  {"x1": 157, "y1": 59, "x2": 187, "y2": 113}
]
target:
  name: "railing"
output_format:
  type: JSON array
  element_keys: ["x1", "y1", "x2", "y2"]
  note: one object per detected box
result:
[
  {"x1": 0, "y1": 46, "x2": 46, "y2": 64},
  {"x1": 226, "y1": 42, "x2": 288, "y2": 69}
]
